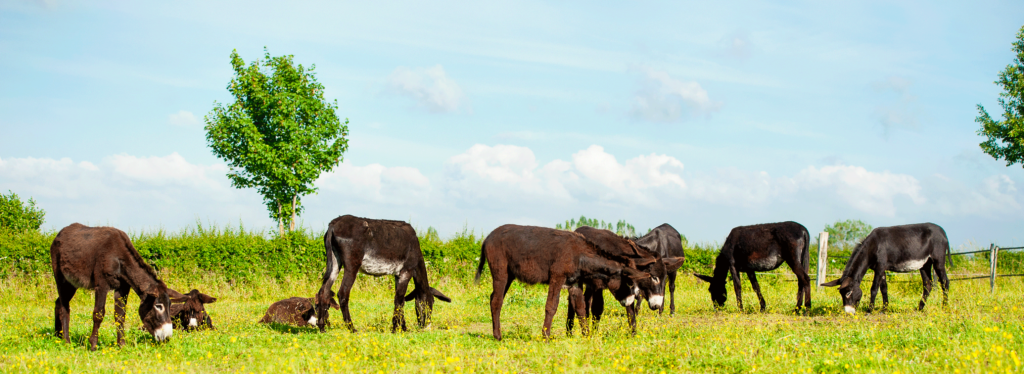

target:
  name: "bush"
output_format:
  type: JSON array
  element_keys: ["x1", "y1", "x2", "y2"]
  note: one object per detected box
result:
[{"x1": 0, "y1": 191, "x2": 45, "y2": 232}]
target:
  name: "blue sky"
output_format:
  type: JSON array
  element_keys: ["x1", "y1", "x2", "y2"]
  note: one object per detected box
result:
[{"x1": 2, "y1": 0, "x2": 1023, "y2": 248}]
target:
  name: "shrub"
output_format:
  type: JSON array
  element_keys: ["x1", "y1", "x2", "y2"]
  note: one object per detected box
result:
[{"x1": 0, "y1": 191, "x2": 45, "y2": 232}]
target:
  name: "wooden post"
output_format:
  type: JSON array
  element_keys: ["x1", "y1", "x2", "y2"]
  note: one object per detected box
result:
[
  {"x1": 990, "y1": 244, "x2": 998, "y2": 293},
  {"x1": 817, "y1": 232, "x2": 829, "y2": 288}
]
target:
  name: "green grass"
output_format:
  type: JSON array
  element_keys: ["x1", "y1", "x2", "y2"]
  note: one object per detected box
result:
[{"x1": 1, "y1": 264, "x2": 1023, "y2": 374}]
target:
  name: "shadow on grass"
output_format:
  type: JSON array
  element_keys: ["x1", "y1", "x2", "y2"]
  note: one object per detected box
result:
[{"x1": 263, "y1": 322, "x2": 319, "y2": 334}]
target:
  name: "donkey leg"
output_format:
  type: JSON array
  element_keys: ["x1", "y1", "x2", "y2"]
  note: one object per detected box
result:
[
  {"x1": 565, "y1": 289, "x2": 576, "y2": 336},
  {"x1": 89, "y1": 285, "x2": 110, "y2": 351},
  {"x1": 489, "y1": 272, "x2": 513, "y2": 341},
  {"x1": 868, "y1": 270, "x2": 884, "y2": 313},
  {"x1": 392, "y1": 273, "x2": 412, "y2": 333},
  {"x1": 933, "y1": 259, "x2": 950, "y2": 307},
  {"x1": 541, "y1": 281, "x2": 564, "y2": 340},
  {"x1": 337, "y1": 266, "x2": 360, "y2": 333},
  {"x1": 567, "y1": 286, "x2": 587, "y2": 337},
  {"x1": 591, "y1": 286, "x2": 605, "y2": 331},
  {"x1": 626, "y1": 302, "x2": 638, "y2": 336},
  {"x1": 747, "y1": 272, "x2": 767, "y2": 312},
  {"x1": 918, "y1": 261, "x2": 934, "y2": 311},
  {"x1": 113, "y1": 283, "x2": 131, "y2": 347},
  {"x1": 730, "y1": 266, "x2": 744, "y2": 311},
  {"x1": 879, "y1": 272, "x2": 890, "y2": 312},
  {"x1": 668, "y1": 270, "x2": 678, "y2": 315},
  {"x1": 54, "y1": 274, "x2": 77, "y2": 343}
]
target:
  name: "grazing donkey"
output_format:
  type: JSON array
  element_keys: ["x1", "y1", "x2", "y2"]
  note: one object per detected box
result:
[
  {"x1": 261, "y1": 292, "x2": 340, "y2": 327},
  {"x1": 822, "y1": 223, "x2": 950, "y2": 313},
  {"x1": 315, "y1": 215, "x2": 451, "y2": 333},
  {"x1": 566, "y1": 226, "x2": 684, "y2": 335},
  {"x1": 50, "y1": 223, "x2": 175, "y2": 350},
  {"x1": 694, "y1": 221, "x2": 812, "y2": 312},
  {"x1": 168, "y1": 289, "x2": 217, "y2": 331},
  {"x1": 475, "y1": 224, "x2": 652, "y2": 341},
  {"x1": 632, "y1": 223, "x2": 686, "y2": 314}
]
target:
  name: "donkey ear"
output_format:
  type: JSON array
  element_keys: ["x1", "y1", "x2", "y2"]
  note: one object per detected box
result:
[
  {"x1": 662, "y1": 257, "x2": 685, "y2": 272},
  {"x1": 329, "y1": 295, "x2": 341, "y2": 309},
  {"x1": 694, "y1": 273, "x2": 714, "y2": 283},
  {"x1": 820, "y1": 278, "x2": 842, "y2": 287},
  {"x1": 198, "y1": 293, "x2": 217, "y2": 304},
  {"x1": 623, "y1": 267, "x2": 651, "y2": 280},
  {"x1": 167, "y1": 288, "x2": 186, "y2": 299},
  {"x1": 634, "y1": 257, "x2": 657, "y2": 267},
  {"x1": 170, "y1": 296, "x2": 189, "y2": 303},
  {"x1": 431, "y1": 288, "x2": 452, "y2": 303},
  {"x1": 404, "y1": 289, "x2": 418, "y2": 302}
]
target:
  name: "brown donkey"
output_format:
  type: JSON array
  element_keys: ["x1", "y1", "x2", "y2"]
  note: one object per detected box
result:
[
  {"x1": 50, "y1": 223, "x2": 175, "y2": 350},
  {"x1": 475, "y1": 224, "x2": 652, "y2": 341}
]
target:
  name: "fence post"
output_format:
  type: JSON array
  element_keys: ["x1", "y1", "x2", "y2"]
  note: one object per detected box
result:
[
  {"x1": 989, "y1": 244, "x2": 998, "y2": 293},
  {"x1": 817, "y1": 232, "x2": 829, "y2": 289}
]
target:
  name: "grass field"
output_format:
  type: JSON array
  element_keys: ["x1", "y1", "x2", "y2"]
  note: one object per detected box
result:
[{"x1": 1, "y1": 263, "x2": 1023, "y2": 374}]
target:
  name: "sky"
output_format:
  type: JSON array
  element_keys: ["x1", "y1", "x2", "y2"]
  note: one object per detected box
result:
[{"x1": 1, "y1": 0, "x2": 1023, "y2": 248}]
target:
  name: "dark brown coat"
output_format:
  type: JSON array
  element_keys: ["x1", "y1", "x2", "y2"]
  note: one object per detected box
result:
[
  {"x1": 694, "y1": 221, "x2": 812, "y2": 312},
  {"x1": 632, "y1": 223, "x2": 686, "y2": 314},
  {"x1": 50, "y1": 223, "x2": 175, "y2": 350},
  {"x1": 315, "y1": 215, "x2": 451, "y2": 334},
  {"x1": 168, "y1": 289, "x2": 216, "y2": 331},
  {"x1": 474, "y1": 224, "x2": 650, "y2": 341},
  {"x1": 567, "y1": 226, "x2": 684, "y2": 334},
  {"x1": 260, "y1": 293, "x2": 340, "y2": 327}
]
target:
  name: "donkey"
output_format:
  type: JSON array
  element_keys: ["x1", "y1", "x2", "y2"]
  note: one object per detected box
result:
[
  {"x1": 261, "y1": 292, "x2": 340, "y2": 327},
  {"x1": 822, "y1": 223, "x2": 950, "y2": 313},
  {"x1": 694, "y1": 221, "x2": 812, "y2": 312},
  {"x1": 566, "y1": 226, "x2": 683, "y2": 334},
  {"x1": 632, "y1": 223, "x2": 686, "y2": 314},
  {"x1": 168, "y1": 289, "x2": 216, "y2": 331},
  {"x1": 315, "y1": 215, "x2": 451, "y2": 333},
  {"x1": 475, "y1": 224, "x2": 652, "y2": 341},
  {"x1": 50, "y1": 223, "x2": 174, "y2": 350}
]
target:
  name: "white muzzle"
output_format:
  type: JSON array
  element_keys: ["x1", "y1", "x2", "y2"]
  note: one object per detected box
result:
[
  {"x1": 844, "y1": 305, "x2": 856, "y2": 315},
  {"x1": 620, "y1": 294, "x2": 636, "y2": 307},
  {"x1": 188, "y1": 318, "x2": 198, "y2": 327},
  {"x1": 154, "y1": 323, "x2": 173, "y2": 342},
  {"x1": 648, "y1": 295, "x2": 664, "y2": 309},
  {"x1": 307, "y1": 316, "x2": 318, "y2": 326}
]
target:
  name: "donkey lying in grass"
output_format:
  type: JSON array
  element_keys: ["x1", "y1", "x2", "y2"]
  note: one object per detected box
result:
[
  {"x1": 50, "y1": 223, "x2": 175, "y2": 350},
  {"x1": 476, "y1": 224, "x2": 653, "y2": 340},
  {"x1": 316, "y1": 215, "x2": 451, "y2": 333},
  {"x1": 261, "y1": 291, "x2": 340, "y2": 327},
  {"x1": 168, "y1": 289, "x2": 216, "y2": 331},
  {"x1": 822, "y1": 223, "x2": 950, "y2": 313},
  {"x1": 566, "y1": 226, "x2": 683, "y2": 335},
  {"x1": 694, "y1": 221, "x2": 812, "y2": 312}
]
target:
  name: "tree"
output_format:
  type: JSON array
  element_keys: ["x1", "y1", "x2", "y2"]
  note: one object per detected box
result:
[
  {"x1": 555, "y1": 215, "x2": 637, "y2": 237},
  {"x1": 977, "y1": 25, "x2": 1024, "y2": 167},
  {"x1": 0, "y1": 190, "x2": 45, "y2": 232},
  {"x1": 205, "y1": 48, "x2": 349, "y2": 235},
  {"x1": 821, "y1": 219, "x2": 873, "y2": 251}
]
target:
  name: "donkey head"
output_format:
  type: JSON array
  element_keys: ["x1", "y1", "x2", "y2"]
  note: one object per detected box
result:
[
  {"x1": 404, "y1": 286, "x2": 452, "y2": 328},
  {"x1": 138, "y1": 283, "x2": 174, "y2": 342},
  {"x1": 169, "y1": 289, "x2": 217, "y2": 331},
  {"x1": 633, "y1": 256, "x2": 685, "y2": 310},
  {"x1": 821, "y1": 277, "x2": 859, "y2": 314},
  {"x1": 309, "y1": 290, "x2": 341, "y2": 327},
  {"x1": 694, "y1": 273, "x2": 727, "y2": 308}
]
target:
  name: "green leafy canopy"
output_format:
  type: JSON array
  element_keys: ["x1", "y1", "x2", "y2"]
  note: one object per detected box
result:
[
  {"x1": 976, "y1": 25, "x2": 1024, "y2": 167},
  {"x1": 0, "y1": 190, "x2": 45, "y2": 233},
  {"x1": 205, "y1": 48, "x2": 349, "y2": 230}
]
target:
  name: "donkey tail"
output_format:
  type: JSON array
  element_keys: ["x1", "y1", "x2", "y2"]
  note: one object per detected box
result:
[
  {"x1": 321, "y1": 227, "x2": 341, "y2": 285},
  {"x1": 802, "y1": 228, "x2": 811, "y2": 275},
  {"x1": 474, "y1": 241, "x2": 488, "y2": 285}
]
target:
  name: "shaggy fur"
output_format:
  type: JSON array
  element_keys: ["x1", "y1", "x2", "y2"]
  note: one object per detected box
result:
[
  {"x1": 50, "y1": 223, "x2": 174, "y2": 350},
  {"x1": 474, "y1": 224, "x2": 651, "y2": 341},
  {"x1": 694, "y1": 221, "x2": 812, "y2": 312},
  {"x1": 169, "y1": 289, "x2": 216, "y2": 331},
  {"x1": 822, "y1": 223, "x2": 950, "y2": 313},
  {"x1": 261, "y1": 293, "x2": 340, "y2": 327}
]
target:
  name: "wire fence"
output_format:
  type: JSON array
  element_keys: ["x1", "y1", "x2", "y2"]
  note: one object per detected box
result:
[{"x1": 811, "y1": 231, "x2": 1024, "y2": 292}]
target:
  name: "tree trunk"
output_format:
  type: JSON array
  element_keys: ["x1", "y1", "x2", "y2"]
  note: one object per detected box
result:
[
  {"x1": 277, "y1": 201, "x2": 284, "y2": 236},
  {"x1": 290, "y1": 195, "x2": 297, "y2": 231}
]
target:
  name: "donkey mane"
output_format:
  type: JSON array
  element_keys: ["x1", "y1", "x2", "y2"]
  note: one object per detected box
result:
[
  {"x1": 116, "y1": 229, "x2": 162, "y2": 285},
  {"x1": 571, "y1": 231, "x2": 636, "y2": 266}
]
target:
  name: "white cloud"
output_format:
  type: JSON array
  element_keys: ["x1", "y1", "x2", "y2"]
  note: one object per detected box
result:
[
  {"x1": 168, "y1": 110, "x2": 200, "y2": 126},
  {"x1": 444, "y1": 144, "x2": 574, "y2": 204},
  {"x1": 794, "y1": 165, "x2": 925, "y2": 216},
  {"x1": 387, "y1": 65, "x2": 467, "y2": 113},
  {"x1": 315, "y1": 162, "x2": 432, "y2": 206},
  {"x1": 629, "y1": 67, "x2": 721, "y2": 122}
]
